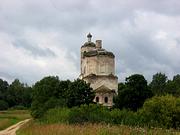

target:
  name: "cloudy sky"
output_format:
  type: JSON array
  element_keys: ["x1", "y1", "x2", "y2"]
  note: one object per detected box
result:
[{"x1": 0, "y1": 0, "x2": 180, "y2": 84}]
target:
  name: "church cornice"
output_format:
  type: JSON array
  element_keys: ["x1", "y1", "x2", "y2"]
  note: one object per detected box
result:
[{"x1": 82, "y1": 73, "x2": 118, "y2": 79}]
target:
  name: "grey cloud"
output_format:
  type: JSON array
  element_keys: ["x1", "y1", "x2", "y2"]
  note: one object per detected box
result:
[
  {"x1": 0, "y1": 72, "x2": 15, "y2": 81},
  {"x1": 0, "y1": 0, "x2": 180, "y2": 84},
  {"x1": 12, "y1": 39, "x2": 56, "y2": 57}
]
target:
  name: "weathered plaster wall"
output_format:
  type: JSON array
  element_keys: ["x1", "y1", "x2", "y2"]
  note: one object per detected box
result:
[
  {"x1": 84, "y1": 75, "x2": 118, "y2": 94},
  {"x1": 81, "y1": 55, "x2": 115, "y2": 78},
  {"x1": 94, "y1": 92, "x2": 114, "y2": 107}
]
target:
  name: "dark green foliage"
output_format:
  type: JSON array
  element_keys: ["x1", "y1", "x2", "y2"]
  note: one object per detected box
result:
[
  {"x1": 41, "y1": 108, "x2": 70, "y2": 123},
  {"x1": 66, "y1": 79, "x2": 95, "y2": 108},
  {"x1": 42, "y1": 105, "x2": 138, "y2": 125},
  {"x1": 117, "y1": 83, "x2": 126, "y2": 92},
  {"x1": 6, "y1": 79, "x2": 24, "y2": 107},
  {"x1": 110, "y1": 109, "x2": 139, "y2": 126},
  {"x1": 0, "y1": 79, "x2": 9, "y2": 101},
  {"x1": 0, "y1": 100, "x2": 9, "y2": 110},
  {"x1": 40, "y1": 96, "x2": 180, "y2": 129},
  {"x1": 148, "y1": 73, "x2": 180, "y2": 97},
  {"x1": 31, "y1": 77, "x2": 94, "y2": 118},
  {"x1": 5, "y1": 79, "x2": 32, "y2": 108},
  {"x1": 31, "y1": 76, "x2": 66, "y2": 118},
  {"x1": 9, "y1": 105, "x2": 27, "y2": 110},
  {"x1": 21, "y1": 86, "x2": 32, "y2": 108},
  {"x1": 114, "y1": 74, "x2": 153, "y2": 111},
  {"x1": 165, "y1": 74, "x2": 180, "y2": 96},
  {"x1": 68, "y1": 104, "x2": 110, "y2": 124},
  {"x1": 149, "y1": 72, "x2": 167, "y2": 95}
]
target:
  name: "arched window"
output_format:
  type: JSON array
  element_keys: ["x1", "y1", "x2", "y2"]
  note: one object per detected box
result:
[
  {"x1": 104, "y1": 97, "x2": 108, "y2": 103},
  {"x1": 96, "y1": 97, "x2": 99, "y2": 102}
]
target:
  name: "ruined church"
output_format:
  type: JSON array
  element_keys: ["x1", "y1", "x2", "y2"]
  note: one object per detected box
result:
[{"x1": 79, "y1": 33, "x2": 118, "y2": 107}]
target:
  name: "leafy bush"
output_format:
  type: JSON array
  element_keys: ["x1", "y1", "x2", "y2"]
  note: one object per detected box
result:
[
  {"x1": 40, "y1": 108, "x2": 70, "y2": 124},
  {"x1": 40, "y1": 104, "x2": 140, "y2": 125},
  {"x1": 110, "y1": 109, "x2": 140, "y2": 126},
  {"x1": 139, "y1": 95, "x2": 180, "y2": 129},
  {"x1": 68, "y1": 104, "x2": 110, "y2": 124},
  {"x1": 37, "y1": 96, "x2": 180, "y2": 129},
  {"x1": 0, "y1": 100, "x2": 9, "y2": 110}
]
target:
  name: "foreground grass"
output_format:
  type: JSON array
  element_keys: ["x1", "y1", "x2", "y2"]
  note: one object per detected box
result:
[
  {"x1": 0, "y1": 110, "x2": 31, "y2": 130},
  {"x1": 17, "y1": 121, "x2": 179, "y2": 135}
]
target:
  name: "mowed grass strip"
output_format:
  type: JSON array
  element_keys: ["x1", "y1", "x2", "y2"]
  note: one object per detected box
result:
[
  {"x1": 17, "y1": 121, "x2": 179, "y2": 135},
  {"x1": 0, "y1": 110, "x2": 31, "y2": 130},
  {"x1": 0, "y1": 118, "x2": 15, "y2": 130}
]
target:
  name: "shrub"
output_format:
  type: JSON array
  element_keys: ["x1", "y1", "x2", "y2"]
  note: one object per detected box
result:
[
  {"x1": 110, "y1": 109, "x2": 140, "y2": 126},
  {"x1": 68, "y1": 104, "x2": 110, "y2": 124},
  {"x1": 139, "y1": 95, "x2": 180, "y2": 129},
  {"x1": 36, "y1": 97, "x2": 180, "y2": 129},
  {"x1": 40, "y1": 108, "x2": 70, "y2": 124}
]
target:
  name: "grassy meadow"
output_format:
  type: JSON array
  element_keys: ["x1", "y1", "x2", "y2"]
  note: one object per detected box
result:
[
  {"x1": 17, "y1": 121, "x2": 179, "y2": 135},
  {"x1": 17, "y1": 106, "x2": 180, "y2": 135},
  {"x1": 0, "y1": 110, "x2": 31, "y2": 130}
]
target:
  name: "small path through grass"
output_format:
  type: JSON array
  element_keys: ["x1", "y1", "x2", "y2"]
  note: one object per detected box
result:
[{"x1": 0, "y1": 119, "x2": 30, "y2": 135}]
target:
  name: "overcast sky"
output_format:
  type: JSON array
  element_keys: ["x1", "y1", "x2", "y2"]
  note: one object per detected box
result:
[{"x1": 0, "y1": 0, "x2": 180, "y2": 84}]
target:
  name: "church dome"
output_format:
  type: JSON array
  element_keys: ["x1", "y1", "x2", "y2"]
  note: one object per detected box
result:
[{"x1": 81, "y1": 33, "x2": 96, "y2": 48}]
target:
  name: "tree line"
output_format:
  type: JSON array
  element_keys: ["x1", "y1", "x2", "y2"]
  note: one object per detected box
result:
[
  {"x1": 114, "y1": 73, "x2": 180, "y2": 111},
  {"x1": 0, "y1": 72, "x2": 180, "y2": 116},
  {"x1": 0, "y1": 79, "x2": 32, "y2": 110}
]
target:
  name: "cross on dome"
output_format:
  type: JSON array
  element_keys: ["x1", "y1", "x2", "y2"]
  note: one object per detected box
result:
[{"x1": 87, "y1": 33, "x2": 92, "y2": 42}]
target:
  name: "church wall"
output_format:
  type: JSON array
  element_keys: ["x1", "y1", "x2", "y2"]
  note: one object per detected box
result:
[
  {"x1": 84, "y1": 76, "x2": 118, "y2": 94},
  {"x1": 81, "y1": 55, "x2": 115, "y2": 78},
  {"x1": 94, "y1": 92, "x2": 114, "y2": 107},
  {"x1": 81, "y1": 56, "x2": 98, "y2": 77},
  {"x1": 97, "y1": 55, "x2": 115, "y2": 75}
]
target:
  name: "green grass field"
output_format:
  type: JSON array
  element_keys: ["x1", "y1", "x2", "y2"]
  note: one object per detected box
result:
[
  {"x1": 17, "y1": 121, "x2": 180, "y2": 135},
  {"x1": 0, "y1": 108, "x2": 177, "y2": 135},
  {"x1": 0, "y1": 110, "x2": 31, "y2": 130}
]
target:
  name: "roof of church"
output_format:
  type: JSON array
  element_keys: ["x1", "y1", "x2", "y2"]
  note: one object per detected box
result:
[
  {"x1": 94, "y1": 85, "x2": 115, "y2": 93},
  {"x1": 83, "y1": 49, "x2": 115, "y2": 58},
  {"x1": 82, "y1": 42, "x2": 96, "y2": 47}
]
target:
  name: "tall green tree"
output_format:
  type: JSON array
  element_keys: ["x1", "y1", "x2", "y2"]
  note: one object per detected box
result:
[
  {"x1": 66, "y1": 79, "x2": 95, "y2": 108},
  {"x1": 114, "y1": 74, "x2": 152, "y2": 111},
  {"x1": 0, "y1": 79, "x2": 9, "y2": 110},
  {"x1": 5, "y1": 79, "x2": 32, "y2": 108},
  {"x1": 22, "y1": 85, "x2": 32, "y2": 108},
  {"x1": 6, "y1": 79, "x2": 24, "y2": 107},
  {"x1": 0, "y1": 78, "x2": 9, "y2": 101},
  {"x1": 149, "y1": 72, "x2": 167, "y2": 95},
  {"x1": 31, "y1": 76, "x2": 66, "y2": 118},
  {"x1": 165, "y1": 74, "x2": 180, "y2": 96}
]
